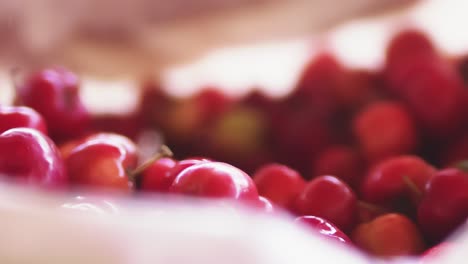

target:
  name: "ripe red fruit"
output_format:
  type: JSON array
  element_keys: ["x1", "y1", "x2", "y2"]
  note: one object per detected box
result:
[
  {"x1": 353, "y1": 101, "x2": 418, "y2": 163},
  {"x1": 417, "y1": 168, "x2": 468, "y2": 242},
  {"x1": 158, "y1": 158, "x2": 211, "y2": 192},
  {"x1": 65, "y1": 133, "x2": 138, "y2": 191},
  {"x1": 0, "y1": 105, "x2": 47, "y2": 135},
  {"x1": 312, "y1": 145, "x2": 364, "y2": 187},
  {"x1": 352, "y1": 213, "x2": 425, "y2": 257},
  {"x1": 253, "y1": 163, "x2": 306, "y2": 209},
  {"x1": 169, "y1": 162, "x2": 258, "y2": 201},
  {"x1": 385, "y1": 29, "x2": 436, "y2": 70},
  {"x1": 295, "y1": 215, "x2": 351, "y2": 244},
  {"x1": 0, "y1": 128, "x2": 67, "y2": 188},
  {"x1": 15, "y1": 67, "x2": 90, "y2": 142},
  {"x1": 294, "y1": 175, "x2": 357, "y2": 231},
  {"x1": 140, "y1": 157, "x2": 177, "y2": 192},
  {"x1": 361, "y1": 156, "x2": 436, "y2": 207},
  {"x1": 293, "y1": 52, "x2": 343, "y2": 118}
]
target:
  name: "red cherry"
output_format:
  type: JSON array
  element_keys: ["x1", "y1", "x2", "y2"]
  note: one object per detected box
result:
[
  {"x1": 140, "y1": 157, "x2": 177, "y2": 192},
  {"x1": 294, "y1": 175, "x2": 357, "y2": 231},
  {"x1": 158, "y1": 158, "x2": 211, "y2": 192},
  {"x1": 312, "y1": 145, "x2": 364, "y2": 187},
  {"x1": 386, "y1": 29, "x2": 436, "y2": 71},
  {"x1": 293, "y1": 52, "x2": 343, "y2": 118},
  {"x1": 353, "y1": 101, "x2": 418, "y2": 163},
  {"x1": 351, "y1": 213, "x2": 425, "y2": 257},
  {"x1": 15, "y1": 67, "x2": 90, "y2": 142},
  {"x1": 417, "y1": 167, "x2": 468, "y2": 242},
  {"x1": 169, "y1": 161, "x2": 258, "y2": 201},
  {"x1": 295, "y1": 215, "x2": 351, "y2": 243},
  {"x1": 0, "y1": 128, "x2": 67, "y2": 188},
  {"x1": 391, "y1": 58, "x2": 465, "y2": 138},
  {"x1": 361, "y1": 156, "x2": 436, "y2": 208},
  {"x1": 253, "y1": 163, "x2": 305, "y2": 209},
  {"x1": 0, "y1": 105, "x2": 47, "y2": 135},
  {"x1": 65, "y1": 133, "x2": 138, "y2": 191}
]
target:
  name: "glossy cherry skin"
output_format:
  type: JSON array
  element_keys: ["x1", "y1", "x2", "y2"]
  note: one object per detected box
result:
[
  {"x1": 66, "y1": 133, "x2": 137, "y2": 191},
  {"x1": 253, "y1": 163, "x2": 305, "y2": 209},
  {"x1": 0, "y1": 105, "x2": 47, "y2": 135},
  {"x1": 15, "y1": 67, "x2": 90, "y2": 141},
  {"x1": 169, "y1": 161, "x2": 259, "y2": 201},
  {"x1": 353, "y1": 101, "x2": 418, "y2": 163},
  {"x1": 294, "y1": 175, "x2": 357, "y2": 231},
  {"x1": 140, "y1": 157, "x2": 177, "y2": 192},
  {"x1": 255, "y1": 196, "x2": 275, "y2": 213},
  {"x1": 361, "y1": 156, "x2": 436, "y2": 207},
  {"x1": 0, "y1": 128, "x2": 67, "y2": 188},
  {"x1": 155, "y1": 158, "x2": 211, "y2": 192},
  {"x1": 417, "y1": 168, "x2": 468, "y2": 242},
  {"x1": 352, "y1": 213, "x2": 425, "y2": 257},
  {"x1": 295, "y1": 215, "x2": 351, "y2": 243}
]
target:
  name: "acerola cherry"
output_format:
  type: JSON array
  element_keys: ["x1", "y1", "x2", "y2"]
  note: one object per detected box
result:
[
  {"x1": 385, "y1": 29, "x2": 436, "y2": 70},
  {"x1": 0, "y1": 105, "x2": 47, "y2": 135},
  {"x1": 0, "y1": 128, "x2": 67, "y2": 188},
  {"x1": 361, "y1": 155, "x2": 436, "y2": 207},
  {"x1": 169, "y1": 161, "x2": 258, "y2": 201},
  {"x1": 353, "y1": 101, "x2": 418, "y2": 163},
  {"x1": 294, "y1": 175, "x2": 357, "y2": 231},
  {"x1": 352, "y1": 213, "x2": 425, "y2": 257},
  {"x1": 252, "y1": 163, "x2": 305, "y2": 209},
  {"x1": 157, "y1": 158, "x2": 211, "y2": 192},
  {"x1": 417, "y1": 167, "x2": 468, "y2": 242},
  {"x1": 140, "y1": 157, "x2": 177, "y2": 192},
  {"x1": 295, "y1": 215, "x2": 351, "y2": 243},
  {"x1": 15, "y1": 67, "x2": 90, "y2": 142},
  {"x1": 65, "y1": 133, "x2": 138, "y2": 191},
  {"x1": 312, "y1": 145, "x2": 364, "y2": 187}
]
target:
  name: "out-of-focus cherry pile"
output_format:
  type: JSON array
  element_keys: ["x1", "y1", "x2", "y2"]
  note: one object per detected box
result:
[{"x1": 2, "y1": 28, "x2": 468, "y2": 260}]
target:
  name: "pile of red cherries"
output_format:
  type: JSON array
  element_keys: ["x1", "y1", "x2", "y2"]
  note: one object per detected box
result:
[{"x1": 2, "y1": 28, "x2": 468, "y2": 260}]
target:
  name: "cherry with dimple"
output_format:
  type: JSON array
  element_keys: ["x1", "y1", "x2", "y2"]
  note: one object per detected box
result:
[
  {"x1": 169, "y1": 161, "x2": 259, "y2": 201},
  {"x1": 0, "y1": 105, "x2": 48, "y2": 135},
  {"x1": 65, "y1": 133, "x2": 139, "y2": 192},
  {"x1": 0, "y1": 127, "x2": 67, "y2": 189}
]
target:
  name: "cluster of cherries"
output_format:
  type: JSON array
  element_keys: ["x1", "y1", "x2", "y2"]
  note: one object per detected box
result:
[{"x1": 1, "y1": 28, "x2": 468, "y2": 261}]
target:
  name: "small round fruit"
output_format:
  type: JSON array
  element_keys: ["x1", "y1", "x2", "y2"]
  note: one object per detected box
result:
[
  {"x1": 253, "y1": 163, "x2": 306, "y2": 209},
  {"x1": 170, "y1": 162, "x2": 258, "y2": 201},
  {"x1": 294, "y1": 175, "x2": 357, "y2": 231}
]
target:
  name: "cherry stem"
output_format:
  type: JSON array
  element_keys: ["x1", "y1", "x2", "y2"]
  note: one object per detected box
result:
[
  {"x1": 402, "y1": 175, "x2": 423, "y2": 199},
  {"x1": 357, "y1": 200, "x2": 387, "y2": 214},
  {"x1": 128, "y1": 145, "x2": 173, "y2": 179}
]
